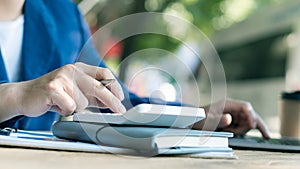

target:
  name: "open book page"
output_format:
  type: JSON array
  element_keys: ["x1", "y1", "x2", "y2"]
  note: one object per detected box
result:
[{"x1": 0, "y1": 130, "x2": 136, "y2": 154}]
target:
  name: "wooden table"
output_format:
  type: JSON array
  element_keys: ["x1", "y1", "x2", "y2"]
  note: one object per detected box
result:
[{"x1": 1, "y1": 147, "x2": 299, "y2": 169}]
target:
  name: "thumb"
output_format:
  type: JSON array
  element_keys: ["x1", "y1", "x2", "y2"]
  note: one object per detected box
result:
[{"x1": 218, "y1": 113, "x2": 232, "y2": 129}]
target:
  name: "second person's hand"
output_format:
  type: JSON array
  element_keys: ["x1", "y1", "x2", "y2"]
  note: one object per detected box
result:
[{"x1": 192, "y1": 99, "x2": 271, "y2": 139}]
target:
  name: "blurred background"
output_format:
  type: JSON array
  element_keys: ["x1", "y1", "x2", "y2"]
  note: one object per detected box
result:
[{"x1": 74, "y1": 0, "x2": 300, "y2": 134}]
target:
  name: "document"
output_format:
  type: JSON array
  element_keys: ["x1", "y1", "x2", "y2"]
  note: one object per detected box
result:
[{"x1": 0, "y1": 129, "x2": 236, "y2": 158}]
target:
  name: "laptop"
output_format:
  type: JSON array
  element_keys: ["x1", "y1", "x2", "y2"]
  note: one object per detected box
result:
[{"x1": 229, "y1": 136, "x2": 300, "y2": 152}]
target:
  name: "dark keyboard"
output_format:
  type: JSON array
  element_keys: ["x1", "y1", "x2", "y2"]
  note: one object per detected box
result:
[
  {"x1": 229, "y1": 136, "x2": 300, "y2": 152},
  {"x1": 253, "y1": 137, "x2": 300, "y2": 146}
]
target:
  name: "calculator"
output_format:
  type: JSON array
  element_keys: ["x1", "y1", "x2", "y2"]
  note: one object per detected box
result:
[{"x1": 73, "y1": 104, "x2": 206, "y2": 128}]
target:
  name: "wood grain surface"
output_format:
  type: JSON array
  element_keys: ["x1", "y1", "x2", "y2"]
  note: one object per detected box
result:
[{"x1": 1, "y1": 147, "x2": 299, "y2": 169}]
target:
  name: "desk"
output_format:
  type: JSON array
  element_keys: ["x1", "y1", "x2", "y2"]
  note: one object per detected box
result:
[{"x1": 1, "y1": 147, "x2": 299, "y2": 169}]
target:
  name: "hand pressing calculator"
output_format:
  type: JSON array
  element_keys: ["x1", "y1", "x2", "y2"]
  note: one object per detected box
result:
[{"x1": 73, "y1": 104, "x2": 206, "y2": 128}]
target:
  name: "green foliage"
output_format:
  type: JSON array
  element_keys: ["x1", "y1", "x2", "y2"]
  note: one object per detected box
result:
[{"x1": 76, "y1": 0, "x2": 282, "y2": 71}]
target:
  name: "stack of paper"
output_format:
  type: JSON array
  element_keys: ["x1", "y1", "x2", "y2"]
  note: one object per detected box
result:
[
  {"x1": 52, "y1": 121, "x2": 234, "y2": 158},
  {"x1": 0, "y1": 104, "x2": 235, "y2": 158}
]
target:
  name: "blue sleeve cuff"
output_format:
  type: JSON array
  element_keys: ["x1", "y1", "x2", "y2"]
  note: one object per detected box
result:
[
  {"x1": 0, "y1": 80, "x2": 8, "y2": 84},
  {"x1": 0, "y1": 115, "x2": 24, "y2": 129}
]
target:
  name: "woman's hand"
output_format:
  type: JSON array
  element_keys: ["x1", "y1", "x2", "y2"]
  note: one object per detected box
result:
[
  {"x1": 0, "y1": 62, "x2": 125, "y2": 122},
  {"x1": 192, "y1": 98, "x2": 271, "y2": 139}
]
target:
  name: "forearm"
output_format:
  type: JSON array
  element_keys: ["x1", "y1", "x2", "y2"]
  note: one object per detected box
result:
[{"x1": 0, "y1": 83, "x2": 22, "y2": 123}]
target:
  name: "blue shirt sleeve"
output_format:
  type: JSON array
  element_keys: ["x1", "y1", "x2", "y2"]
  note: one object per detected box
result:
[{"x1": 0, "y1": 2, "x2": 185, "y2": 130}]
